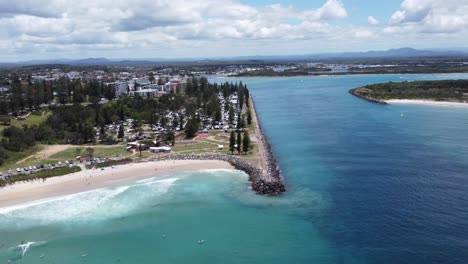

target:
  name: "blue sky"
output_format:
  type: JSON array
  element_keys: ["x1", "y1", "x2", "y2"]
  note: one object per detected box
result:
[
  {"x1": 0, "y1": 0, "x2": 467, "y2": 61},
  {"x1": 242, "y1": 0, "x2": 400, "y2": 24}
]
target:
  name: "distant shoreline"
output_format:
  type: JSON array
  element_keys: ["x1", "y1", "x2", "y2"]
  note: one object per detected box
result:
[
  {"x1": 229, "y1": 71, "x2": 468, "y2": 78},
  {"x1": 385, "y1": 99, "x2": 468, "y2": 108},
  {"x1": 349, "y1": 79, "x2": 468, "y2": 107}
]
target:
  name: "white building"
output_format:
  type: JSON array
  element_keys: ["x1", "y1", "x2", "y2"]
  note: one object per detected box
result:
[{"x1": 115, "y1": 81, "x2": 129, "y2": 96}]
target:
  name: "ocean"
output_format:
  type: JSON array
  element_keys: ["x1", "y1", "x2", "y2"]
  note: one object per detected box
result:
[{"x1": 1, "y1": 74, "x2": 468, "y2": 263}]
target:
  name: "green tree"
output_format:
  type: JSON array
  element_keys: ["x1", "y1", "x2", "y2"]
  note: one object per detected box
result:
[
  {"x1": 229, "y1": 130, "x2": 235, "y2": 155},
  {"x1": 228, "y1": 106, "x2": 234, "y2": 124},
  {"x1": 118, "y1": 124, "x2": 124, "y2": 139},
  {"x1": 184, "y1": 118, "x2": 199, "y2": 139},
  {"x1": 0, "y1": 146, "x2": 8, "y2": 165},
  {"x1": 242, "y1": 131, "x2": 250, "y2": 154},
  {"x1": 236, "y1": 131, "x2": 242, "y2": 154},
  {"x1": 247, "y1": 109, "x2": 252, "y2": 125},
  {"x1": 0, "y1": 115, "x2": 11, "y2": 125},
  {"x1": 166, "y1": 131, "x2": 175, "y2": 146},
  {"x1": 179, "y1": 114, "x2": 184, "y2": 131}
]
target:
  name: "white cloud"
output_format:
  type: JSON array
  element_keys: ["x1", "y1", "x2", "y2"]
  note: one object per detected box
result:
[
  {"x1": 302, "y1": 0, "x2": 348, "y2": 21},
  {"x1": 0, "y1": 0, "x2": 350, "y2": 54},
  {"x1": 386, "y1": 0, "x2": 468, "y2": 33},
  {"x1": 354, "y1": 29, "x2": 376, "y2": 38},
  {"x1": 368, "y1": 16, "x2": 380, "y2": 26},
  {"x1": 0, "y1": 0, "x2": 467, "y2": 60}
]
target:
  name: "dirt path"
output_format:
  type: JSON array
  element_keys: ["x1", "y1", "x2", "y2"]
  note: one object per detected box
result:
[
  {"x1": 16, "y1": 145, "x2": 71, "y2": 164},
  {"x1": 15, "y1": 144, "x2": 124, "y2": 164},
  {"x1": 249, "y1": 97, "x2": 269, "y2": 177}
]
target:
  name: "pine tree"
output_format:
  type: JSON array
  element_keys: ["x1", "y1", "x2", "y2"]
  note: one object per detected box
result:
[
  {"x1": 247, "y1": 109, "x2": 252, "y2": 125},
  {"x1": 242, "y1": 131, "x2": 250, "y2": 154},
  {"x1": 118, "y1": 124, "x2": 124, "y2": 139},
  {"x1": 229, "y1": 130, "x2": 235, "y2": 155},
  {"x1": 236, "y1": 131, "x2": 241, "y2": 154}
]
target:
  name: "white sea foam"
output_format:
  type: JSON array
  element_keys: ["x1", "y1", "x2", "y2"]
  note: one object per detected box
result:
[
  {"x1": 0, "y1": 177, "x2": 180, "y2": 227},
  {"x1": 198, "y1": 169, "x2": 248, "y2": 178},
  {"x1": 16, "y1": 241, "x2": 47, "y2": 258}
]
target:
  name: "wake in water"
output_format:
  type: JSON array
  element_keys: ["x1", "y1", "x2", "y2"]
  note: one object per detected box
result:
[
  {"x1": 0, "y1": 241, "x2": 48, "y2": 262},
  {"x1": 18, "y1": 241, "x2": 45, "y2": 258}
]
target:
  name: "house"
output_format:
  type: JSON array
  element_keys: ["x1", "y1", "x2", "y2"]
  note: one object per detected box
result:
[
  {"x1": 130, "y1": 89, "x2": 159, "y2": 98},
  {"x1": 149, "y1": 147, "x2": 172, "y2": 153}
]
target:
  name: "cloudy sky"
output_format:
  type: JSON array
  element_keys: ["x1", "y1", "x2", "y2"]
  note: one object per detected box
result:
[{"x1": 0, "y1": 0, "x2": 467, "y2": 61}]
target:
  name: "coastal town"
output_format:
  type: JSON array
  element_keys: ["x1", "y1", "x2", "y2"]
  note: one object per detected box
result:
[{"x1": 0, "y1": 65, "x2": 285, "y2": 195}]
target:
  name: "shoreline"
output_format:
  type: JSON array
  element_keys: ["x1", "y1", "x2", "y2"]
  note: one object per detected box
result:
[
  {"x1": 349, "y1": 88, "x2": 387, "y2": 104},
  {"x1": 228, "y1": 72, "x2": 468, "y2": 78},
  {"x1": 0, "y1": 160, "x2": 233, "y2": 208},
  {"x1": 385, "y1": 99, "x2": 468, "y2": 108}
]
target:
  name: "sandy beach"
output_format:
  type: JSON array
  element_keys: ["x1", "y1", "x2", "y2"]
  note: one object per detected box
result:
[
  {"x1": 0, "y1": 160, "x2": 234, "y2": 208},
  {"x1": 386, "y1": 99, "x2": 468, "y2": 108}
]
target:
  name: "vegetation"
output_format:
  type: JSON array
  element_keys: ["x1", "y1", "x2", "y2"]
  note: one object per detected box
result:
[
  {"x1": 242, "y1": 131, "x2": 251, "y2": 154},
  {"x1": 0, "y1": 76, "x2": 248, "y2": 165},
  {"x1": 229, "y1": 131, "x2": 235, "y2": 154},
  {"x1": 185, "y1": 118, "x2": 200, "y2": 138},
  {"x1": 49, "y1": 146, "x2": 128, "y2": 160},
  {"x1": 236, "y1": 131, "x2": 242, "y2": 154},
  {"x1": 351, "y1": 79, "x2": 468, "y2": 102},
  {"x1": 0, "y1": 166, "x2": 81, "y2": 187}
]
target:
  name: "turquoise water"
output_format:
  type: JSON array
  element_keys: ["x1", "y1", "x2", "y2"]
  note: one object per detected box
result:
[{"x1": 2, "y1": 74, "x2": 468, "y2": 263}]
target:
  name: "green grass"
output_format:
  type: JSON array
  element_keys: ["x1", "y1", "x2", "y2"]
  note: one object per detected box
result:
[
  {"x1": 172, "y1": 142, "x2": 217, "y2": 152},
  {"x1": 0, "y1": 110, "x2": 51, "y2": 138},
  {"x1": 0, "y1": 145, "x2": 44, "y2": 171},
  {"x1": 49, "y1": 146, "x2": 129, "y2": 160},
  {"x1": 2, "y1": 166, "x2": 81, "y2": 186},
  {"x1": 12, "y1": 110, "x2": 51, "y2": 127}
]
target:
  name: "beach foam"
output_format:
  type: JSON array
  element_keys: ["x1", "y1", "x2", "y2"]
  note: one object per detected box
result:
[
  {"x1": 0, "y1": 177, "x2": 180, "y2": 227},
  {"x1": 17, "y1": 241, "x2": 47, "y2": 258}
]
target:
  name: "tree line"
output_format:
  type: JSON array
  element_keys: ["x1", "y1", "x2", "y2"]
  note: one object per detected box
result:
[{"x1": 0, "y1": 77, "x2": 249, "y2": 165}]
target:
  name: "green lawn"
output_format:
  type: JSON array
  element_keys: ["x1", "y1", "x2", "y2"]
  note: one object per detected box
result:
[
  {"x1": 172, "y1": 142, "x2": 217, "y2": 152},
  {"x1": 0, "y1": 145, "x2": 129, "y2": 172},
  {"x1": 0, "y1": 110, "x2": 51, "y2": 138},
  {"x1": 49, "y1": 145, "x2": 129, "y2": 160},
  {"x1": 0, "y1": 145, "x2": 44, "y2": 171},
  {"x1": 12, "y1": 110, "x2": 51, "y2": 127}
]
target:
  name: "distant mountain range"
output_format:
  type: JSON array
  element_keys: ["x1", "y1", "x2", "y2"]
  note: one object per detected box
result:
[{"x1": 1, "y1": 48, "x2": 467, "y2": 66}]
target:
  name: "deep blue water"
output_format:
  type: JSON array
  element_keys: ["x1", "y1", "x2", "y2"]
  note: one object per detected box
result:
[
  {"x1": 1, "y1": 73, "x2": 468, "y2": 263},
  {"x1": 222, "y1": 74, "x2": 468, "y2": 264}
]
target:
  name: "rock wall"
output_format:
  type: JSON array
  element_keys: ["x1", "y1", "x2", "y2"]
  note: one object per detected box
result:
[{"x1": 150, "y1": 153, "x2": 285, "y2": 195}]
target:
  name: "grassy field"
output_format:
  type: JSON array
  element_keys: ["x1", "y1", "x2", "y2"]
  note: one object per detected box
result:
[
  {"x1": 0, "y1": 110, "x2": 51, "y2": 138},
  {"x1": 0, "y1": 145, "x2": 44, "y2": 171},
  {"x1": 49, "y1": 145, "x2": 129, "y2": 160},
  {"x1": 12, "y1": 110, "x2": 52, "y2": 127},
  {"x1": 172, "y1": 142, "x2": 217, "y2": 152},
  {"x1": 0, "y1": 145, "x2": 130, "y2": 172}
]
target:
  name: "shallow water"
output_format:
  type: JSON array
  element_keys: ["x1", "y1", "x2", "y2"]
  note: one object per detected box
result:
[{"x1": 2, "y1": 74, "x2": 468, "y2": 263}]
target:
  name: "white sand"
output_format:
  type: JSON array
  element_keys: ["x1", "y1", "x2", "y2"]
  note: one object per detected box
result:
[
  {"x1": 0, "y1": 160, "x2": 234, "y2": 208},
  {"x1": 386, "y1": 99, "x2": 468, "y2": 108}
]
